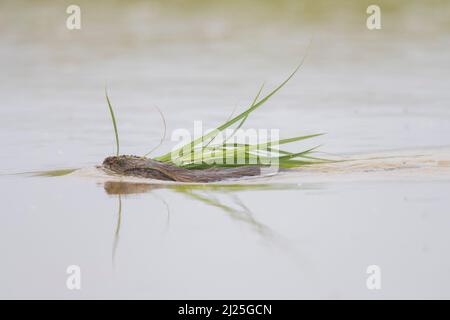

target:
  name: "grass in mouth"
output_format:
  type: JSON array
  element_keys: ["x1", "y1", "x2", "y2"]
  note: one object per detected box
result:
[{"x1": 105, "y1": 63, "x2": 329, "y2": 169}]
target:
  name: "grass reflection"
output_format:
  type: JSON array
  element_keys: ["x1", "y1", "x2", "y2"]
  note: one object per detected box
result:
[
  {"x1": 112, "y1": 195, "x2": 122, "y2": 267},
  {"x1": 104, "y1": 180, "x2": 321, "y2": 263}
]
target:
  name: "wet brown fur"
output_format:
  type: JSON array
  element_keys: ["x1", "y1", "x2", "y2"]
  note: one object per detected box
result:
[{"x1": 102, "y1": 155, "x2": 260, "y2": 183}]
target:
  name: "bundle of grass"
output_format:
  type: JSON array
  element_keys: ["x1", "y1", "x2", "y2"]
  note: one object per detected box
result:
[{"x1": 102, "y1": 65, "x2": 328, "y2": 183}]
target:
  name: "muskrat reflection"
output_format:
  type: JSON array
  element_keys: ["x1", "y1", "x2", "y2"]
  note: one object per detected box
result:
[{"x1": 104, "y1": 181, "x2": 157, "y2": 195}]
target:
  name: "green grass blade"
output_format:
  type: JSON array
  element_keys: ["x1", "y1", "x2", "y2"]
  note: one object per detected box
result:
[
  {"x1": 105, "y1": 89, "x2": 120, "y2": 156},
  {"x1": 203, "y1": 83, "x2": 265, "y2": 149},
  {"x1": 222, "y1": 133, "x2": 325, "y2": 152},
  {"x1": 172, "y1": 133, "x2": 324, "y2": 166},
  {"x1": 278, "y1": 145, "x2": 322, "y2": 160},
  {"x1": 213, "y1": 61, "x2": 305, "y2": 132},
  {"x1": 155, "y1": 61, "x2": 307, "y2": 162},
  {"x1": 174, "y1": 144, "x2": 321, "y2": 168},
  {"x1": 224, "y1": 83, "x2": 265, "y2": 144}
]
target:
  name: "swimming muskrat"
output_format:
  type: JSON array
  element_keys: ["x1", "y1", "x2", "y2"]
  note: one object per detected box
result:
[
  {"x1": 102, "y1": 155, "x2": 261, "y2": 183},
  {"x1": 101, "y1": 64, "x2": 325, "y2": 182}
]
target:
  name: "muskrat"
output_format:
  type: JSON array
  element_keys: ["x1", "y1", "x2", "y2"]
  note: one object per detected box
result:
[{"x1": 102, "y1": 155, "x2": 261, "y2": 183}]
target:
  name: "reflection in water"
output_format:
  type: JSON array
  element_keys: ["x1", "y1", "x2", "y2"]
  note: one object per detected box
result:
[
  {"x1": 176, "y1": 188, "x2": 272, "y2": 238},
  {"x1": 112, "y1": 195, "x2": 122, "y2": 267},
  {"x1": 151, "y1": 192, "x2": 171, "y2": 232},
  {"x1": 104, "y1": 181, "x2": 156, "y2": 194},
  {"x1": 104, "y1": 180, "x2": 321, "y2": 264},
  {"x1": 107, "y1": 183, "x2": 171, "y2": 266},
  {"x1": 8, "y1": 168, "x2": 79, "y2": 177}
]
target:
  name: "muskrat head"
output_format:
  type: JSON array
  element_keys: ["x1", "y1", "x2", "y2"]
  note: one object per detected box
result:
[{"x1": 102, "y1": 155, "x2": 142, "y2": 173}]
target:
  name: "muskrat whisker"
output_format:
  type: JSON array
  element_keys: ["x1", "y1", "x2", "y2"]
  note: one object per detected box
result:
[{"x1": 144, "y1": 105, "x2": 167, "y2": 158}]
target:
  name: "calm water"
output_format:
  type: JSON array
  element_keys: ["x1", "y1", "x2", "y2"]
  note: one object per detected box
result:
[{"x1": 1, "y1": 0, "x2": 450, "y2": 298}]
